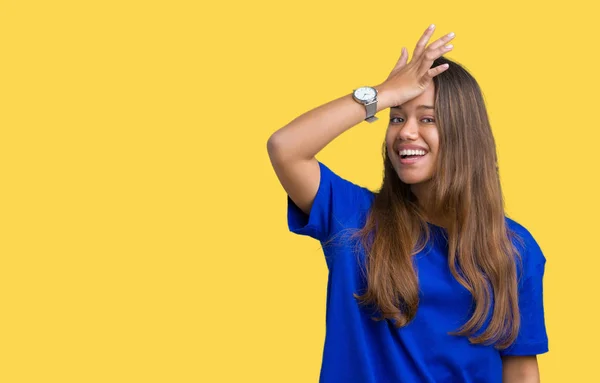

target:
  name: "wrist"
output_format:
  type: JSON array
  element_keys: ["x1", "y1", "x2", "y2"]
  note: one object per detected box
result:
[{"x1": 374, "y1": 84, "x2": 396, "y2": 112}]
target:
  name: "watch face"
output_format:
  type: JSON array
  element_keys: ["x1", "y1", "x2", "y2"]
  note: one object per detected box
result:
[{"x1": 354, "y1": 86, "x2": 376, "y2": 101}]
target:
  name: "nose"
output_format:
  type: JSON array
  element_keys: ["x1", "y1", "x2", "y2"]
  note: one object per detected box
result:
[{"x1": 398, "y1": 118, "x2": 419, "y2": 141}]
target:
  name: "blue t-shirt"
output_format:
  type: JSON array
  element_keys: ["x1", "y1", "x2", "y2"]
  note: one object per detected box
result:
[{"x1": 287, "y1": 161, "x2": 548, "y2": 383}]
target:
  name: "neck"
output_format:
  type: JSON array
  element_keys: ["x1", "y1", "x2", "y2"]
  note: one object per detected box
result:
[
  {"x1": 411, "y1": 181, "x2": 449, "y2": 229},
  {"x1": 410, "y1": 182, "x2": 430, "y2": 207}
]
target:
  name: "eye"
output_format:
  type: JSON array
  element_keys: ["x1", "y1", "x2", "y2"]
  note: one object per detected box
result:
[{"x1": 390, "y1": 117, "x2": 435, "y2": 124}]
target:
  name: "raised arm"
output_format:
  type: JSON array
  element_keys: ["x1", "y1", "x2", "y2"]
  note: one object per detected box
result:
[
  {"x1": 266, "y1": 87, "x2": 391, "y2": 214},
  {"x1": 266, "y1": 24, "x2": 455, "y2": 214}
]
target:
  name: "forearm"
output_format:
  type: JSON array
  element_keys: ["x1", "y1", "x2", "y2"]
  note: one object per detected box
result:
[
  {"x1": 503, "y1": 374, "x2": 539, "y2": 383},
  {"x1": 267, "y1": 85, "x2": 394, "y2": 162},
  {"x1": 502, "y1": 356, "x2": 540, "y2": 383}
]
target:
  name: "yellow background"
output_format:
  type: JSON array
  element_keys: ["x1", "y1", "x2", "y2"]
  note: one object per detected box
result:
[{"x1": 1, "y1": 0, "x2": 597, "y2": 381}]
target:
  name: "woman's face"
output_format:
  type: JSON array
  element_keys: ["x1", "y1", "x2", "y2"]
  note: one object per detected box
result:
[{"x1": 385, "y1": 83, "x2": 440, "y2": 186}]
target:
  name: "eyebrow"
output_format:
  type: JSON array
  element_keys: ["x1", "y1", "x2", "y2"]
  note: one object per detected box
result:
[{"x1": 391, "y1": 105, "x2": 434, "y2": 110}]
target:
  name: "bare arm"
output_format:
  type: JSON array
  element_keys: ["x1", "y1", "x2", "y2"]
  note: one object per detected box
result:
[
  {"x1": 502, "y1": 356, "x2": 540, "y2": 383},
  {"x1": 266, "y1": 24, "x2": 455, "y2": 214},
  {"x1": 266, "y1": 88, "x2": 393, "y2": 214}
]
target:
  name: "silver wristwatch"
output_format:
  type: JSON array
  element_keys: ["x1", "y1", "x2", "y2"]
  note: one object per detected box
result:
[{"x1": 352, "y1": 86, "x2": 378, "y2": 123}]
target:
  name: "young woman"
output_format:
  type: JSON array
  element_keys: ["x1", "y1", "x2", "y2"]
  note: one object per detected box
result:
[{"x1": 267, "y1": 24, "x2": 548, "y2": 383}]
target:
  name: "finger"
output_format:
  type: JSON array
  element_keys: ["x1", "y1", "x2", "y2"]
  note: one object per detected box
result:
[
  {"x1": 418, "y1": 43, "x2": 453, "y2": 74},
  {"x1": 413, "y1": 24, "x2": 436, "y2": 59},
  {"x1": 426, "y1": 63, "x2": 450, "y2": 79},
  {"x1": 426, "y1": 31, "x2": 455, "y2": 51},
  {"x1": 417, "y1": 64, "x2": 449, "y2": 89},
  {"x1": 392, "y1": 47, "x2": 409, "y2": 71}
]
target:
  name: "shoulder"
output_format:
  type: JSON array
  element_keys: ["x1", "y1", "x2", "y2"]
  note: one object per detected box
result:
[
  {"x1": 319, "y1": 161, "x2": 376, "y2": 230},
  {"x1": 317, "y1": 161, "x2": 376, "y2": 213},
  {"x1": 505, "y1": 217, "x2": 542, "y2": 253},
  {"x1": 318, "y1": 161, "x2": 374, "y2": 196},
  {"x1": 287, "y1": 161, "x2": 375, "y2": 243},
  {"x1": 504, "y1": 216, "x2": 547, "y2": 280},
  {"x1": 500, "y1": 217, "x2": 549, "y2": 356},
  {"x1": 505, "y1": 216, "x2": 534, "y2": 240}
]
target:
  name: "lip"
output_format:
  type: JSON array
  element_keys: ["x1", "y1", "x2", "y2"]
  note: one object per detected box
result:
[
  {"x1": 396, "y1": 144, "x2": 429, "y2": 153},
  {"x1": 395, "y1": 144, "x2": 429, "y2": 166},
  {"x1": 399, "y1": 152, "x2": 427, "y2": 165}
]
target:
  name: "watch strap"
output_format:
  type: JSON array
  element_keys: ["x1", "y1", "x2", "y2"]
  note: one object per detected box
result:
[{"x1": 365, "y1": 100, "x2": 378, "y2": 123}]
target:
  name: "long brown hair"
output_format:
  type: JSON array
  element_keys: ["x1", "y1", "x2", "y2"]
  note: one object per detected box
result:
[{"x1": 352, "y1": 56, "x2": 523, "y2": 349}]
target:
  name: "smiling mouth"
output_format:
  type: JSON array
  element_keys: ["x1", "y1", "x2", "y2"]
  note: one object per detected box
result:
[
  {"x1": 398, "y1": 148, "x2": 428, "y2": 159},
  {"x1": 400, "y1": 154, "x2": 425, "y2": 159},
  {"x1": 398, "y1": 152, "x2": 427, "y2": 165},
  {"x1": 399, "y1": 151, "x2": 427, "y2": 159}
]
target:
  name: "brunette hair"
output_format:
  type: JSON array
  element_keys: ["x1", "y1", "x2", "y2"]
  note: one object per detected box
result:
[{"x1": 351, "y1": 56, "x2": 523, "y2": 349}]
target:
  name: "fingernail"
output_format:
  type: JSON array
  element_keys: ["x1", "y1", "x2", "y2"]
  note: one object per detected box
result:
[
  {"x1": 429, "y1": 24, "x2": 435, "y2": 30},
  {"x1": 446, "y1": 44, "x2": 454, "y2": 49},
  {"x1": 448, "y1": 32, "x2": 455, "y2": 37}
]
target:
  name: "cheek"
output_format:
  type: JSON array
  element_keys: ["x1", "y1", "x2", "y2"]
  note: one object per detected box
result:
[
  {"x1": 385, "y1": 131, "x2": 395, "y2": 152},
  {"x1": 385, "y1": 128, "x2": 393, "y2": 141},
  {"x1": 424, "y1": 129, "x2": 440, "y2": 152}
]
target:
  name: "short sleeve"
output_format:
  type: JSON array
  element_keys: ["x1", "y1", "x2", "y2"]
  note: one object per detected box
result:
[
  {"x1": 287, "y1": 161, "x2": 373, "y2": 243},
  {"x1": 500, "y1": 225, "x2": 549, "y2": 356}
]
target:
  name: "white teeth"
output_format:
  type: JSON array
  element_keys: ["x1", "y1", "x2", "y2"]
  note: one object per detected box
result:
[{"x1": 399, "y1": 149, "x2": 426, "y2": 156}]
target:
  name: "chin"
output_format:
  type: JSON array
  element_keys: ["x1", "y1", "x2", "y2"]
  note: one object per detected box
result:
[
  {"x1": 395, "y1": 170, "x2": 432, "y2": 185},
  {"x1": 398, "y1": 176, "x2": 426, "y2": 185}
]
